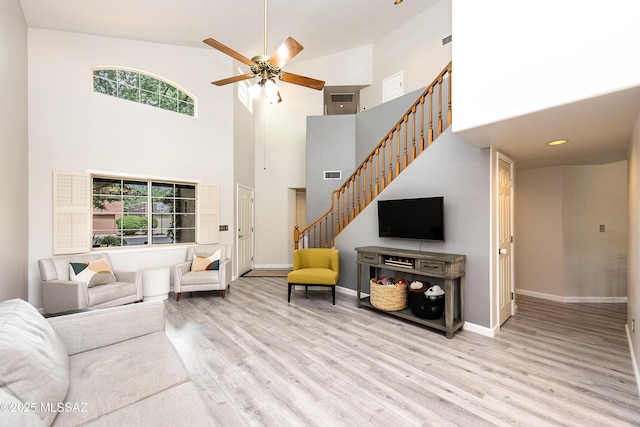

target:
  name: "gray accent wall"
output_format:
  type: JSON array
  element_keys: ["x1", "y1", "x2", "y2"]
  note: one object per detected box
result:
[
  {"x1": 335, "y1": 129, "x2": 492, "y2": 328},
  {"x1": 356, "y1": 87, "x2": 427, "y2": 164},
  {"x1": 0, "y1": 0, "x2": 29, "y2": 302},
  {"x1": 356, "y1": 82, "x2": 449, "y2": 165},
  {"x1": 305, "y1": 115, "x2": 356, "y2": 223},
  {"x1": 305, "y1": 86, "x2": 443, "y2": 226}
]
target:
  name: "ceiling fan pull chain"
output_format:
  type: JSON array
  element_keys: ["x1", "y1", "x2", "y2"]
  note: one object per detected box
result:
[{"x1": 264, "y1": 0, "x2": 268, "y2": 55}]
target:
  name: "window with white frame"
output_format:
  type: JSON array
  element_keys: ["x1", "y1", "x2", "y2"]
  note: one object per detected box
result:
[
  {"x1": 237, "y1": 67, "x2": 253, "y2": 113},
  {"x1": 92, "y1": 177, "x2": 196, "y2": 248},
  {"x1": 53, "y1": 172, "x2": 219, "y2": 254},
  {"x1": 92, "y1": 67, "x2": 196, "y2": 117}
]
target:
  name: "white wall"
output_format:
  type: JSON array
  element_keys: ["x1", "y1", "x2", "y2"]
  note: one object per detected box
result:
[
  {"x1": 292, "y1": 45, "x2": 373, "y2": 87},
  {"x1": 233, "y1": 68, "x2": 256, "y2": 277},
  {"x1": 252, "y1": 85, "x2": 322, "y2": 268},
  {"x1": 27, "y1": 29, "x2": 235, "y2": 307},
  {"x1": 516, "y1": 162, "x2": 628, "y2": 300},
  {"x1": 452, "y1": 0, "x2": 640, "y2": 132},
  {"x1": 627, "y1": 113, "x2": 640, "y2": 376},
  {"x1": 0, "y1": 0, "x2": 29, "y2": 302},
  {"x1": 251, "y1": 44, "x2": 372, "y2": 269},
  {"x1": 361, "y1": 0, "x2": 452, "y2": 110}
]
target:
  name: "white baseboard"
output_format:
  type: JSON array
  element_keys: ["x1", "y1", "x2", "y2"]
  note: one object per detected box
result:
[
  {"x1": 516, "y1": 289, "x2": 627, "y2": 303},
  {"x1": 291, "y1": 285, "x2": 364, "y2": 295},
  {"x1": 626, "y1": 324, "x2": 640, "y2": 400},
  {"x1": 463, "y1": 321, "x2": 497, "y2": 337},
  {"x1": 253, "y1": 264, "x2": 293, "y2": 270},
  {"x1": 336, "y1": 286, "x2": 365, "y2": 297}
]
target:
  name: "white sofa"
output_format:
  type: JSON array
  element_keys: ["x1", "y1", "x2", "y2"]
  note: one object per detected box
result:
[
  {"x1": 0, "y1": 299, "x2": 215, "y2": 426},
  {"x1": 38, "y1": 253, "x2": 142, "y2": 314}
]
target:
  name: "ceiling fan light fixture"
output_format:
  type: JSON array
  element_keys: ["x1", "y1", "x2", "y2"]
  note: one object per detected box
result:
[
  {"x1": 264, "y1": 79, "x2": 282, "y2": 104},
  {"x1": 249, "y1": 80, "x2": 263, "y2": 99},
  {"x1": 276, "y1": 45, "x2": 290, "y2": 61},
  {"x1": 203, "y1": 0, "x2": 324, "y2": 100}
]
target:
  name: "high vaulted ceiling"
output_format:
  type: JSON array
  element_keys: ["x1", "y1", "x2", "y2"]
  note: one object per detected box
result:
[
  {"x1": 19, "y1": 0, "x2": 440, "y2": 62},
  {"x1": 18, "y1": 0, "x2": 640, "y2": 170}
]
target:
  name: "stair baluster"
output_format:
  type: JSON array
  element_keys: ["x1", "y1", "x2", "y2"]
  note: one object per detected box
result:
[{"x1": 294, "y1": 62, "x2": 452, "y2": 249}]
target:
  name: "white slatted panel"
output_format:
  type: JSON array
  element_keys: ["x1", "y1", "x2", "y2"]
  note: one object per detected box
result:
[
  {"x1": 54, "y1": 172, "x2": 90, "y2": 254},
  {"x1": 197, "y1": 184, "x2": 219, "y2": 244}
]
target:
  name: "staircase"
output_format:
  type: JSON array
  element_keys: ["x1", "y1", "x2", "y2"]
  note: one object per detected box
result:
[{"x1": 294, "y1": 62, "x2": 452, "y2": 249}]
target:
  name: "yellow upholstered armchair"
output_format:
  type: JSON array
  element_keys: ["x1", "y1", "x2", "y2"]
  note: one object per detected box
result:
[{"x1": 287, "y1": 248, "x2": 339, "y2": 305}]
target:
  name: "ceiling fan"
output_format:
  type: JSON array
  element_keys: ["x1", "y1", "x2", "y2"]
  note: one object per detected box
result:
[{"x1": 203, "y1": 0, "x2": 325, "y2": 103}]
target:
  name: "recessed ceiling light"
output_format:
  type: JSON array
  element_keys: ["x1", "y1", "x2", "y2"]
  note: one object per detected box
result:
[
  {"x1": 394, "y1": 0, "x2": 403, "y2": 4},
  {"x1": 546, "y1": 139, "x2": 568, "y2": 146}
]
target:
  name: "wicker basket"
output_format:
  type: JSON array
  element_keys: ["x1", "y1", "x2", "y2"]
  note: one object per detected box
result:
[{"x1": 369, "y1": 278, "x2": 407, "y2": 311}]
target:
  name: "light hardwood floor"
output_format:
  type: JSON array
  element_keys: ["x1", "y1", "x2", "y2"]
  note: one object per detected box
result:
[{"x1": 164, "y1": 277, "x2": 640, "y2": 427}]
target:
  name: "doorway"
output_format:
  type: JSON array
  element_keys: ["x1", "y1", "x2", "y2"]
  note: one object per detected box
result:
[
  {"x1": 237, "y1": 185, "x2": 254, "y2": 277},
  {"x1": 497, "y1": 153, "x2": 515, "y2": 326}
]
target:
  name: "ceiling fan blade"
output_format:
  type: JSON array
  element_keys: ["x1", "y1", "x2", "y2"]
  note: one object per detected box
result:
[
  {"x1": 203, "y1": 38, "x2": 254, "y2": 66},
  {"x1": 269, "y1": 37, "x2": 304, "y2": 68},
  {"x1": 280, "y1": 72, "x2": 325, "y2": 90},
  {"x1": 211, "y1": 74, "x2": 255, "y2": 86}
]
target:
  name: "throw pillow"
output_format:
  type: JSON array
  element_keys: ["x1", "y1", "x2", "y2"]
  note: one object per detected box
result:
[
  {"x1": 191, "y1": 249, "x2": 221, "y2": 271},
  {"x1": 0, "y1": 299, "x2": 70, "y2": 426},
  {"x1": 70, "y1": 257, "x2": 117, "y2": 287},
  {"x1": 0, "y1": 389, "x2": 45, "y2": 427}
]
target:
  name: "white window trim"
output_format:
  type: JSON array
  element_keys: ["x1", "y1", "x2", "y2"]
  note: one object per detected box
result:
[
  {"x1": 53, "y1": 171, "x2": 219, "y2": 254},
  {"x1": 53, "y1": 172, "x2": 91, "y2": 254}
]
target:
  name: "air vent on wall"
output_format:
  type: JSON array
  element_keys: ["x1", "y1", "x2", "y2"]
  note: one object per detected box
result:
[
  {"x1": 330, "y1": 93, "x2": 354, "y2": 103},
  {"x1": 324, "y1": 171, "x2": 342, "y2": 180},
  {"x1": 442, "y1": 34, "x2": 452, "y2": 46}
]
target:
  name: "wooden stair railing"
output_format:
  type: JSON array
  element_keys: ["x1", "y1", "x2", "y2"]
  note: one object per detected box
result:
[{"x1": 294, "y1": 62, "x2": 452, "y2": 249}]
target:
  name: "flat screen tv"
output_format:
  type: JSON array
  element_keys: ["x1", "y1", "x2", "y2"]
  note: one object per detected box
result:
[{"x1": 377, "y1": 196, "x2": 444, "y2": 241}]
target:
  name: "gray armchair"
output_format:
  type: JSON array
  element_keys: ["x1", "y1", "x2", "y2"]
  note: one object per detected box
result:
[
  {"x1": 38, "y1": 253, "x2": 142, "y2": 314},
  {"x1": 173, "y1": 244, "x2": 232, "y2": 300}
]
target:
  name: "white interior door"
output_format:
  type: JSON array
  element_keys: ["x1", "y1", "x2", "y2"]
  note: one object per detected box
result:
[
  {"x1": 237, "y1": 185, "x2": 254, "y2": 276},
  {"x1": 498, "y1": 155, "x2": 515, "y2": 326}
]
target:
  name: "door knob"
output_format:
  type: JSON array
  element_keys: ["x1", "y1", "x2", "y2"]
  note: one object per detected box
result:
[{"x1": 499, "y1": 248, "x2": 507, "y2": 255}]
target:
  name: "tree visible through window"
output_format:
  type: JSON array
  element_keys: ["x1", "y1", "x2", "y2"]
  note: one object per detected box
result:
[
  {"x1": 92, "y1": 177, "x2": 196, "y2": 248},
  {"x1": 92, "y1": 68, "x2": 195, "y2": 117}
]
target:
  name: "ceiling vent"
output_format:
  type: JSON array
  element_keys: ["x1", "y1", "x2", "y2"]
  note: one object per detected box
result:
[
  {"x1": 330, "y1": 93, "x2": 354, "y2": 103},
  {"x1": 324, "y1": 171, "x2": 342, "y2": 180},
  {"x1": 323, "y1": 85, "x2": 367, "y2": 115}
]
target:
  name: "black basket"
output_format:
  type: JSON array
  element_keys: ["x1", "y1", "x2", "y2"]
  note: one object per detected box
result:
[{"x1": 408, "y1": 282, "x2": 445, "y2": 319}]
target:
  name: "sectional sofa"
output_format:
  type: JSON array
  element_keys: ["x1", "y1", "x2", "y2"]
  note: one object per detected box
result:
[{"x1": 0, "y1": 299, "x2": 214, "y2": 426}]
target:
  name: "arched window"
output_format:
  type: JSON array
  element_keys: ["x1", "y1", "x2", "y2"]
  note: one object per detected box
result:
[{"x1": 92, "y1": 67, "x2": 195, "y2": 117}]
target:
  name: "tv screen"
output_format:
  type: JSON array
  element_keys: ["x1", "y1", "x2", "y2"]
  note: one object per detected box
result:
[{"x1": 377, "y1": 197, "x2": 444, "y2": 241}]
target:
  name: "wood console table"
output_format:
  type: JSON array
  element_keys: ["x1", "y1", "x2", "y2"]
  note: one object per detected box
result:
[{"x1": 356, "y1": 246, "x2": 465, "y2": 338}]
